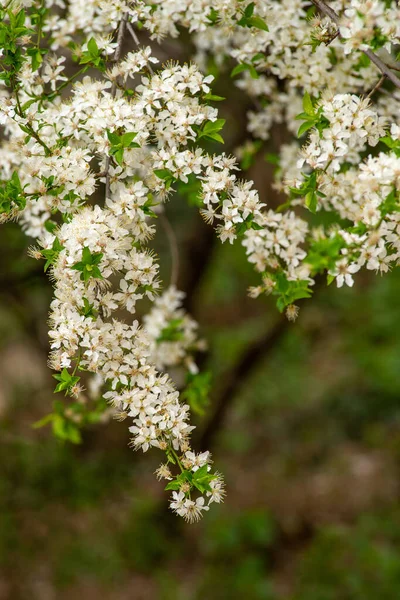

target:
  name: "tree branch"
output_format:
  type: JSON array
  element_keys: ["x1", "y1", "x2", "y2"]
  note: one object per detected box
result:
[
  {"x1": 197, "y1": 316, "x2": 290, "y2": 450},
  {"x1": 311, "y1": 0, "x2": 400, "y2": 90}
]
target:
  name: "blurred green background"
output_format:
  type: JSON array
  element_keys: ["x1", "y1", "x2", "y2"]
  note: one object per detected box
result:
[{"x1": 2, "y1": 197, "x2": 400, "y2": 599}]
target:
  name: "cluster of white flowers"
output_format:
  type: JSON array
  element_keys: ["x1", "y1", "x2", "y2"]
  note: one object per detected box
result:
[
  {"x1": 190, "y1": 0, "x2": 385, "y2": 146},
  {"x1": 41, "y1": 189, "x2": 223, "y2": 520},
  {"x1": 0, "y1": 2, "x2": 232, "y2": 517},
  {"x1": 2, "y1": 0, "x2": 400, "y2": 520},
  {"x1": 243, "y1": 210, "x2": 309, "y2": 281},
  {"x1": 143, "y1": 286, "x2": 206, "y2": 374},
  {"x1": 339, "y1": 0, "x2": 400, "y2": 54},
  {"x1": 319, "y1": 150, "x2": 400, "y2": 285},
  {"x1": 299, "y1": 93, "x2": 387, "y2": 172}
]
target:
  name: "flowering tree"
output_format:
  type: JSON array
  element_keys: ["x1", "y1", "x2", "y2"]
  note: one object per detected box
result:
[{"x1": 1, "y1": 0, "x2": 400, "y2": 522}]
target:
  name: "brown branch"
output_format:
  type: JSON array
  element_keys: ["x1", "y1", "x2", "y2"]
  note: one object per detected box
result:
[
  {"x1": 197, "y1": 316, "x2": 290, "y2": 450},
  {"x1": 367, "y1": 75, "x2": 385, "y2": 99},
  {"x1": 311, "y1": 0, "x2": 400, "y2": 90},
  {"x1": 197, "y1": 275, "x2": 325, "y2": 450}
]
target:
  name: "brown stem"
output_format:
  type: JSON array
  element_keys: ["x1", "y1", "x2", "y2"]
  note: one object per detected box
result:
[{"x1": 367, "y1": 75, "x2": 385, "y2": 99}]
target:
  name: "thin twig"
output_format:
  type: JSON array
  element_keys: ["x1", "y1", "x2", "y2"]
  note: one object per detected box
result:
[
  {"x1": 326, "y1": 30, "x2": 339, "y2": 46},
  {"x1": 104, "y1": 13, "x2": 129, "y2": 199},
  {"x1": 311, "y1": 0, "x2": 400, "y2": 90},
  {"x1": 160, "y1": 213, "x2": 179, "y2": 287},
  {"x1": 127, "y1": 22, "x2": 155, "y2": 76},
  {"x1": 367, "y1": 75, "x2": 385, "y2": 99}
]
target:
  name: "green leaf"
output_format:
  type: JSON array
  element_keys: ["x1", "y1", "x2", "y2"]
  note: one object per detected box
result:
[
  {"x1": 53, "y1": 368, "x2": 80, "y2": 394},
  {"x1": 79, "y1": 297, "x2": 98, "y2": 319},
  {"x1": 42, "y1": 237, "x2": 64, "y2": 272},
  {"x1": 87, "y1": 37, "x2": 99, "y2": 57},
  {"x1": 245, "y1": 16, "x2": 269, "y2": 31},
  {"x1": 121, "y1": 131, "x2": 138, "y2": 146},
  {"x1": 305, "y1": 190, "x2": 318, "y2": 213},
  {"x1": 197, "y1": 119, "x2": 226, "y2": 143},
  {"x1": 52, "y1": 415, "x2": 82, "y2": 443},
  {"x1": 203, "y1": 118, "x2": 226, "y2": 133},
  {"x1": 33, "y1": 413, "x2": 54, "y2": 429},
  {"x1": 72, "y1": 247, "x2": 104, "y2": 282},
  {"x1": 231, "y1": 62, "x2": 259, "y2": 79},
  {"x1": 203, "y1": 93, "x2": 225, "y2": 102},
  {"x1": 305, "y1": 235, "x2": 345, "y2": 274},
  {"x1": 303, "y1": 91, "x2": 315, "y2": 116},
  {"x1": 272, "y1": 273, "x2": 313, "y2": 311},
  {"x1": 207, "y1": 7, "x2": 219, "y2": 24},
  {"x1": 154, "y1": 168, "x2": 174, "y2": 180},
  {"x1": 181, "y1": 371, "x2": 211, "y2": 416},
  {"x1": 21, "y1": 98, "x2": 38, "y2": 111},
  {"x1": 244, "y1": 2, "x2": 255, "y2": 17},
  {"x1": 164, "y1": 480, "x2": 181, "y2": 491},
  {"x1": 106, "y1": 129, "x2": 120, "y2": 145},
  {"x1": 157, "y1": 318, "x2": 184, "y2": 342},
  {"x1": 15, "y1": 8, "x2": 26, "y2": 27},
  {"x1": 114, "y1": 148, "x2": 124, "y2": 165},
  {"x1": 192, "y1": 464, "x2": 215, "y2": 493},
  {"x1": 297, "y1": 120, "x2": 316, "y2": 138},
  {"x1": 153, "y1": 168, "x2": 176, "y2": 188}
]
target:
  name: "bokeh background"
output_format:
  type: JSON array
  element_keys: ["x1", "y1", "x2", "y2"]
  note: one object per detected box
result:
[{"x1": 2, "y1": 42, "x2": 400, "y2": 600}]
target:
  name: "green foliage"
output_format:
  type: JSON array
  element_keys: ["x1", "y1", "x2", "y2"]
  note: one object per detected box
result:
[
  {"x1": 181, "y1": 371, "x2": 211, "y2": 416},
  {"x1": 296, "y1": 91, "x2": 329, "y2": 138},
  {"x1": 52, "y1": 368, "x2": 80, "y2": 394},
  {"x1": 79, "y1": 297, "x2": 98, "y2": 319},
  {"x1": 380, "y1": 189, "x2": 400, "y2": 216},
  {"x1": 235, "y1": 214, "x2": 264, "y2": 236},
  {"x1": 231, "y1": 61, "x2": 259, "y2": 79},
  {"x1": 271, "y1": 272, "x2": 313, "y2": 312},
  {"x1": 196, "y1": 118, "x2": 226, "y2": 144},
  {"x1": 71, "y1": 246, "x2": 103, "y2": 282},
  {"x1": 26, "y1": 46, "x2": 46, "y2": 71},
  {"x1": 157, "y1": 318, "x2": 185, "y2": 342},
  {"x1": 107, "y1": 129, "x2": 140, "y2": 165},
  {"x1": 0, "y1": 171, "x2": 26, "y2": 216},
  {"x1": 41, "y1": 237, "x2": 64, "y2": 272},
  {"x1": 79, "y1": 37, "x2": 105, "y2": 70},
  {"x1": 240, "y1": 140, "x2": 263, "y2": 170},
  {"x1": 203, "y1": 92, "x2": 225, "y2": 102},
  {"x1": 0, "y1": 8, "x2": 32, "y2": 85},
  {"x1": 34, "y1": 399, "x2": 82, "y2": 444},
  {"x1": 207, "y1": 7, "x2": 219, "y2": 25},
  {"x1": 305, "y1": 234, "x2": 345, "y2": 275},
  {"x1": 177, "y1": 173, "x2": 202, "y2": 206},
  {"x1": 165, "y1": 464, "x2": 216, "y2": 494},
  {"x1": 380, "y1": 135, "x2": 400, "y2": 157},
  {"x1": 294, "y1": 514, "x2": 400, "y2": 600},
  {"x1": 290, "y1": 170, "x2": 326, "y2": 213},
  {"x1": 154, "y1": 168, "x2": 176, "y2": 189},
  {"x1": 237, "y1": 3, "x2": 269, "y2": 32}
]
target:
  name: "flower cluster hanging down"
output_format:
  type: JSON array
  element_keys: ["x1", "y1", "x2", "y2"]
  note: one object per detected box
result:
[{"x1": 1, "y1": 0, "x2": 400, "y2": 520}]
